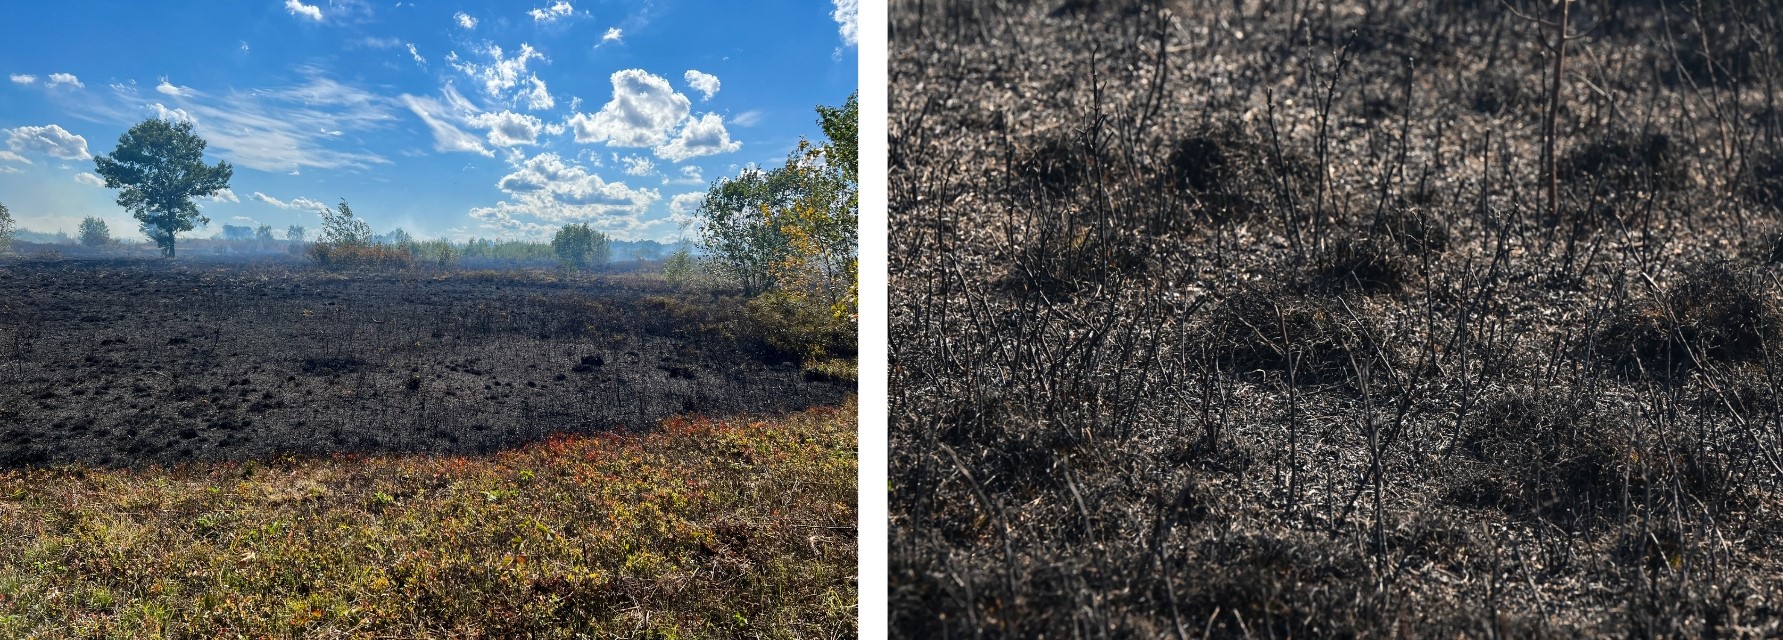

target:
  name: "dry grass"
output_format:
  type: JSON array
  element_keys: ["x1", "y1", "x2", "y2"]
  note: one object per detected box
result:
[{"x1": 0, "y1": 399, "x2": 857, "y2": 638}]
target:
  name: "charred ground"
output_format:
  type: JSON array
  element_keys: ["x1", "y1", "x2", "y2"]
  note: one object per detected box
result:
[
  {"x1": 0, "y1": 257, "x2": 848, "y2": 467},
  {"x1": 893, "y1": 0, "x2": 1783, "y2": 636}
]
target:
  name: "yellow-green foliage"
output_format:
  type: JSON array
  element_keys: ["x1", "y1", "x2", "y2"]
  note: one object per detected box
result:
[
  {"x1": 748, "y1": 290, "x2": 856, "y2": 363},
  {"x1": 308, "y1": 243, "x2": 415, "y2": 270},
  {"x1": 0, "y1": 401, "x2": 857, "y2": 638}
]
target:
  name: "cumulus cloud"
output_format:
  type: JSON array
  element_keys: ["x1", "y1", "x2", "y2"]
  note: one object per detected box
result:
[
  {"x1": 47, "y1": 73, "x2": 83, "y2": 88},
  {"x1": 9, "y1": 74, "x2": 35, "y2": 85},
  {"x1": 528, "y1": 1, "x2": 573, "y2": 22},
  {"x1": 597, "y1": 28, "x2": 622, "y2": 46},
  {"x1": 654, "y1": 113, "x2": 741, "y2": 162},
  {"x1": 6, "y1": 124, "x2": 90, "y2": 160},
  {"x1": 620, "y1": 155, "x2": 655, "y2": 176},
  {"x1": 74, "y1": 172, "x2": 105, "y2": 187},
  {"x1": 467, "y1": 110, "x2": 544, "y2": 147},
  {"x1": 156, "y1": 78, "x2": 191, "y2": 97},
  {"x1": 683, "y1": 70, "x2": 719, "y2": 101},
  {"x1": 211, "y1": 188, "x2": 241, "y2": 203},
  {"x1": 454, "y1": 11, "x2": 476, "y2": 28},
  {"x1": 668, "y1": 192, "x2": 704, "y2": 217},
  {"x1": 832, "y1": 0, "x2": 858, "y2": 46},
  {"x1": 149, "y1": 103, "x2": 197, "y2": 124},
  {"x1": 565, "y1": 69, "x2": 690, "y2": 148},
  {"x1": 448, "y1": 43, "x2": 551, "y2": 110},
  {"x1": 286, "y1": 0, "x2": 323, "y2": 21},
  {"x1": 467, "y1": 152, "x2": 663, "y2": 239}
]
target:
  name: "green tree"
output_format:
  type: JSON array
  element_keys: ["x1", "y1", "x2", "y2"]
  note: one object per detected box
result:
[
  {"x1": 255, "y1": 224, "x2": 275, "y2": 243},
  {"x1": 696, "y1": 166, "x2": 804, "y2": 295},
  {"x1": 318, "y1": 199, "x2": 372, "y2": 246},
  {"x1": 78, "y1": 217, "x2": 111, "y2": 247},
  {"x1": 0, "y1": 202, "x2": 13, "y2": 253},
  {"x1": 91, "y1": 118, "x2": 233, "y2": 258},
  {"x1": 552, "y1": 223, "x2": 611, "y2": 269},
  {"x1": 287, "y1": 224, "x2": 307, "y2": 242}
]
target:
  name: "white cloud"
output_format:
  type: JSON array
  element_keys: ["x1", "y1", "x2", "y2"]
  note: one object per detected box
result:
[
  {"x1": 149, "y1": 103, "x2": 198, "y2": 124},
  {"x1": 252, "y1": 192, "x2": 333, "y2": 214},
  {"x1": 668, "y1": 192, "x2": 704, "y2": 217},
  {"x1": 138, "y1": 71, "x2": 393, "y2": 172},
  {"x1": 683, "y1": 70, "x2": 719, "y2": 101},
  {"x1": 454, "y1": 11, "x2": 476, "y2": 28},
  {"x1": 566, "y1": 69, "x2": 690, "y2": 148},
  {"x1": 832, "y1": 0, "x2": 858, "y2": 46},
  {"x1": 598, "y1": 27, "x2": 623, "y2": 46},
  {"x1": 360, "y1": 36, "x2": 401, "y2": 49},
  {"x1": 211, "y1": 188, "x2": 241, "y2": 203},
  {"x1": 731, "y1": 110, "x2": 764, "y2": 127},
  {"x1": 653, "y1": 113, "x2": 740, "y2": 162},
  {"x1": 7, "y1": 124, "x2": 90, "y2": 160},
  {"x1": 467, "y1": 110, "x2": 544, "y2": 147},
  {"x1": 47, "y1": 73, "x2": 83, "y2": 89},
  {"x1": 0, "y1": 150, "x2": 30, "y2": 165},
  {"x1": 401, "y1": 92, "x2": 492, "y2": 157},
  {"x1": 74, "y1": 172, "x2": 105, "y2": 187},
  {"x1": 620, "y1": 155, "x2": 655, "y2": 176},
  {"x1": 231, "y1": 216, "x2": 257, "y2": 223},
  {"x1": 468, "y1": 152, "x2": 664, "y2": 239},
  {"x1": 9, "y1": 74, "x2": 35, "y2": 85},
  {"x1": 156, "y1": 78, "x2": 192, "y2": 97},
  {"x1": 407, "y1": 43, "x2": 426, "y2": 65},
  {"x1": 286, "y1": 0, "x2": 323, "y2": 21},
  {"x1": 448, "y1": 43, "x2": 550, "y2": 110},
  {"x1": 240, "y1": 41, "x2": 251, "y2": 52},
  {"x1": 529, "y1": 1, "x2": 573, "y2": 22},
  {"x1": 0, "y1": 166, "x2": 20, "y2": 174}
]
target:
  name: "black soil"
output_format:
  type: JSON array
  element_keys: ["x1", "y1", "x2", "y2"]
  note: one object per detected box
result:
[{"x1": 0, "y1": 258, "x2": 848, "y2": 467}]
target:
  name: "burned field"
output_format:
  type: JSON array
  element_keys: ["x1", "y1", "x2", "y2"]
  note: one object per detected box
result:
[
  {"x1": 0, "y1": 258, "x2": 848, "y2": 467},
  {"x1": 893, "y1": 0, "x2": 1783, "y2": 636}
]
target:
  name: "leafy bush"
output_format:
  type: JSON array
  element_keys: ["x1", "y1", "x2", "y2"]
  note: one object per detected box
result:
[
  {"x1": 746, "y1": 290, "x2": 856, "y2": 363},
  {"x1": 552, "y1": 223, "x2": 611, "y2": 269},
  {"x1": 77, "y1": 217, "x2": 110, "y2": 247},
  {"x1": 308, "y1": 243, "x2": 414, "y2": 270}
]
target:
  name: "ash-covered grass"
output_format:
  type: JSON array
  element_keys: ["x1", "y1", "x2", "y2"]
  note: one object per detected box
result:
[
  {"x1": 0, "y1": 400, "x2": 857, "y2": 638},
  {"x1": 891, "y1": 0, "x2": 1783, "y2": 636}
]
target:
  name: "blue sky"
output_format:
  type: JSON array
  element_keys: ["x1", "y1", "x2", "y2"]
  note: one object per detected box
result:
[{"x1": 0, "y1": 0, "x2": 859, "y2": 243}]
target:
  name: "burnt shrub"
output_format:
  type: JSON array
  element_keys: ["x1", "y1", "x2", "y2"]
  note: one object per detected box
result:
[
  {"x1": 1203, "y1": 291, "x2": 1380, "y2": 384},
  {"x1": 1006, "y1": 225, "x2": 1147, "y2": 296},
  {"x1": 1597, "y1": 262, "x2": 1782, "y2": 376},
  {"x1": 1742, "y1": 151, "x2": 1783, "y2": 211}
]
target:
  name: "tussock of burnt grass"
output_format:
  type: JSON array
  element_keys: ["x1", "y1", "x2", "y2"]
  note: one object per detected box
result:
[
  {"x1": 1597, "y1": 262, "x2": 1783, "y2": 377},
  {"x1": 892, "y1": 0, "x2": 1783, "y2": 636},
  {"x1": 0, "y1": 400, "x2": 857, "y2": 638}
]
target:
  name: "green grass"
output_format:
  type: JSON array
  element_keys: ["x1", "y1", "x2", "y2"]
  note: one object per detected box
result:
[{"x1": 0, "y1": 399, "x2": 857, "y2": 639}]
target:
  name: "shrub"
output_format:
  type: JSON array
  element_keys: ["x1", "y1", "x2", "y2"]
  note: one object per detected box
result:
[
  {"x1": 308, "y1": 243, "x2": 414, "y2": 270},
  {"x1": 746, "y1": 290, "x2": 855, "y2": 363},
  {"x1": 0, "y1": 201, "x2": 11, "y2": 253},
  {"x1": 552, "y1": 223, "x2": 611, "y2": 270},
  {"x1": 78, "y1": 216, "x2": 111, "y2": 247},
  {"x1": 1598, "y1": 261, "x2": 1783, "y2": 376}
]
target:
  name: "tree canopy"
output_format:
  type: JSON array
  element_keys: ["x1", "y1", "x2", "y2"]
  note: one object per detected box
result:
[
  {"x1": 553, "y1": 223, "x2": 611, "y2": 270},
  {"x1": 92, "y1": 118, "x2": 232, "y2": 258}
]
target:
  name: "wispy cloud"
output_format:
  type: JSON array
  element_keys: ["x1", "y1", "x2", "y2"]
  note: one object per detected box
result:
[
  {"x1": 528, "y1": 1, "x2": 573, "y2": 23},
  {"x1": 407, "y1": 43, "x2": 426, "y2": 66},
  {"x1": 9, "y1": 74, "x2": 35, "y2": 85},
  {"x1": 401, "y1": 86, "x2": 493, "y2": 157},
  {"x1": 730, "y1": 110, "x2": 764, "y2": 127},
  {"x1": 596, "y1": 27, "x2": 623, "y2": 47},
  {"x1": 447, "y1": 43, "x2": 552, "y2": 111},
  {"x1": 74, "y1": 172, "x2": 105, "y2": 187},
  {"x1": 252, "y1": 191, "x2": 332, "y2": 214},
  {"x1": 454, "y1": 11, "x2": 477, "y2": 29}
]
